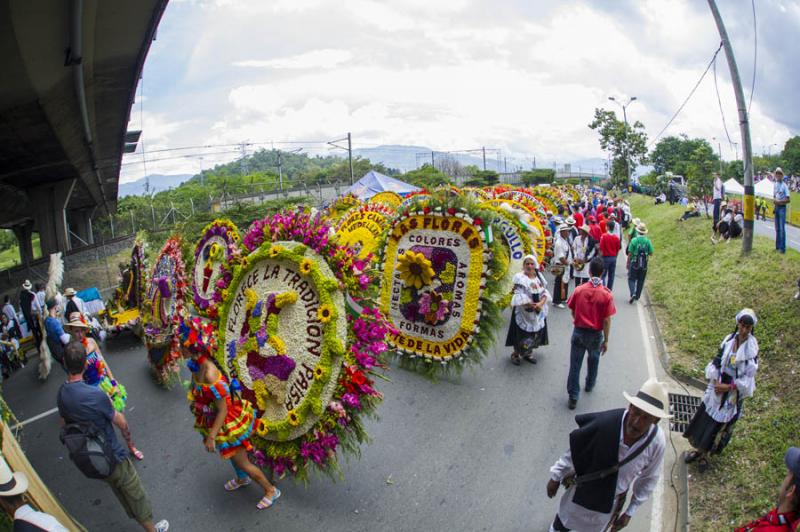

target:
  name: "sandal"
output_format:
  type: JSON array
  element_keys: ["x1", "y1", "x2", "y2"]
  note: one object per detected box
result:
[
  {"x1": 683, "y1": 451, "x2": 701, "y2": 464},
  {"x1": 130, "y1": 448, "x2": 144, "y2": 461},
  {"x1": 522, "y1": 354, "x2": 538, "y2": 365},
  {"x1": 511, "y1": 353, "x2": 521, "y2": 366},
  {"x1": 697, "y1": 457, "x2": 710, "y2": 473},
  {"x1": 256, "y1": 488, "x2": 281, "y2": 510},
  {"x1": 224, "y1": 477, "x2": 252, "y2": 491}
]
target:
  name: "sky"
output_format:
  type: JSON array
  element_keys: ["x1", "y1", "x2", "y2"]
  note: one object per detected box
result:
[{"x1": 120, "y1": 0, "x2": 799, "y2": 183}]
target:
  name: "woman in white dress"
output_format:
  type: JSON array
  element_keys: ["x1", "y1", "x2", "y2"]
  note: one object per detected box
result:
[
  {"x1": 504, "y1": 255, "x2": 551, "y2": 366},
  {"x1": 683, "y1": 308, "x2": 758, "y2": 472}
]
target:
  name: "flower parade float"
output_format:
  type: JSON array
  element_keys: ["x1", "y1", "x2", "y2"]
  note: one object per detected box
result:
[
  {"x1": 213, "y1": 208, "x2": 390, "y2": 481},
  {"x1": 369, "y1": 191, "x2": 403, "y2": 207},
  {"x1": 379, "y1": 193, "x2": 504, "y2": 376},
  {"x1": 191, "y1": 219, "x2": 241, "y2": 317},
  {"x1": 334, "y1": 202, "x2": 395, "y2": 259},
  {"x1": 481, "y1": 198, "x2": 550, "y2": 267},
  {"x1": 142, "y1": 237, "x2": 187, "y2": 386},
  {"x1": 104, "y1": 238, "x2": 148, "y2": 336}
]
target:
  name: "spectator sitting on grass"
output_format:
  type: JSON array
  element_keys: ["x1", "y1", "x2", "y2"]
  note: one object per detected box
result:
[
  {"x1": 734, "y1": 447, "x2": 800, "y2": 531},
  {"x1": 678, "y1": 200, "x2": 701, "y2": 222}
]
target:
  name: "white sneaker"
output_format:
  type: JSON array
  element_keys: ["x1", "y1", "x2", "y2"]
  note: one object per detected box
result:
[
  {"x1": 557, "y1": 303, "x2": 566, "y2": 309},
  {"x1": 154, "y1": 520, "x2": 169, "y2": 532}
]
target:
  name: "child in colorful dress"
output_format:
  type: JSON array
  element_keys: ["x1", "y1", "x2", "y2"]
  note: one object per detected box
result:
[
  {"x1": 179, "y1": 315, "x2": 281, "y2": 510},
  {"x1": 64, "y1": 314, "x2": 144, "y2": 460}
]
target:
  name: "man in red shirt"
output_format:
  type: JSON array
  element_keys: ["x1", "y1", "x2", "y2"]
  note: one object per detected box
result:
[
  {"x1": 734, "y1": 446, "x2": 800, "y2": 531},
  {"x1": 599, "y1": 219, "x2": 622, "y2": 290},
  {"x1": 565, "y1": 257, "x2": 616, "y2": 409},
  {"x1": 588, "y1": 216, "x2": 602, "y2": 242}
]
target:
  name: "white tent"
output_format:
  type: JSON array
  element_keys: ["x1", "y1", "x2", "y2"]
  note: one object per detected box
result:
[
  {"x1": 754, "y1": 178, "x2": 775, "y2": 199},
  {"x1": 723, "y1": 178, "x2": 744, "y2": 195}
]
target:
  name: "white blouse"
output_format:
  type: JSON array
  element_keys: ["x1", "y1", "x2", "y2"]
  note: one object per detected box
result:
[
  {"x1": 571, "y1": 236, "x2": 595, "y2": 279},
  {"x1": 703, "y1": 333, "x2": 758, "y2": 423},
  {"x1": 510, "y1": 271, "x2": 550, "y2": 332}
]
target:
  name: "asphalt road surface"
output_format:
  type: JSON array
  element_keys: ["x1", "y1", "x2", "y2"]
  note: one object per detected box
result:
[
  {"x1": 754, "y1": 217, "x2": 800, "y2": 252},
  {"x1": 4, "y1": 256, "x2": 665, "y2": 532}
]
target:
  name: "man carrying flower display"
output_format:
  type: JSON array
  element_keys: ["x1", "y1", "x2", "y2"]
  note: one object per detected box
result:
[{"x1": 546, "y1": 378, "x2": 669, "y2": 532}]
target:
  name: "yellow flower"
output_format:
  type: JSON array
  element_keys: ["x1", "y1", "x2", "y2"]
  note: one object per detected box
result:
[
  {"x1": 314, "y1": 366, "x2": 326, "y2": 380},
  {"x1": 397, "y1": 251, "x2": 435, "y2": 289},
  {"x1": 299, "y1": 258, "x2": 314, "y2": 275},
  {"x1": 268, "y1": 245, "x2": 283, "y2": 258},
  {"x1": 256, "y1": 418, "x2": 269, "y2": 437},
  {"x1": 317, "y1": 304, "x2": 335, "y2": 323},
  {"x1": 287, "y1": 409, "x2": 301, "y2": 426},
  {"x1": 244, "y1": 288, "x2": 258, "y2": 310}
]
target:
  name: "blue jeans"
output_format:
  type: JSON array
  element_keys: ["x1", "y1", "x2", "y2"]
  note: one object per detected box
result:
[
  {"x1": 775, "y1": 205, "x2": 787, "y2": 252},
  {"x1": 602, "y1": 256, "x2": 617, "y2": 290},
  {"x1": 568, "y1": 327, "x2": 604, "y2": 400}
]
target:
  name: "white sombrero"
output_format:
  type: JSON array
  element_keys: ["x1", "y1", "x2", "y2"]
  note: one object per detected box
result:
[{"x1": 623, "y1": 378, "x2": 672, "y2": 419}]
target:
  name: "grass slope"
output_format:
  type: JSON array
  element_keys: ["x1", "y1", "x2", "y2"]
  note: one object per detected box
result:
[{"x1": 628, "y1": 195, "x2": 799, "y2": 529}]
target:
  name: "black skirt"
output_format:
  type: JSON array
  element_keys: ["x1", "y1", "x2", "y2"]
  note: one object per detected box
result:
[
  {"x1": 683, "y1": 402, "x2": 725, "y2": 453},
  {"x1": 505, "y1": 307, "x2": 549, "y2": 351}
]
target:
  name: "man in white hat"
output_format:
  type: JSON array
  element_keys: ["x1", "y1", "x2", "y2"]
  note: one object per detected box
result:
[
  {"x1": 626, "y1": 223, "x2": 653, "y2": 304},
  {"x1": 19, "y1": 280, "x2": 43, "y2": 350},
  {"x1": 552, "y1": 224, "x2": 573, "y2": 308},
  {"x1": 0, "y1": 454, "x2": 69, "y2": 530},
  {"x1": 772, "y1": 168, "x2": 791, "y2": 254},
  {"x1": 571, "y1": 225, "x2": 596, "y2": 288},
  {"x1": 546, "y1": 378, "x2": 669, "y2": 532},
  {"x1": 63, "y1": 288, "x2": 85, "y2": 320}
]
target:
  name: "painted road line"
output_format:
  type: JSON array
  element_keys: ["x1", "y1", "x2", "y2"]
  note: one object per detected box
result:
[
  {"x1": 637, "y1": 299, "x2": 663, "y2": 532},
  {"x1": 10, "y1": 407, "x2": 59, "y2": 430}
]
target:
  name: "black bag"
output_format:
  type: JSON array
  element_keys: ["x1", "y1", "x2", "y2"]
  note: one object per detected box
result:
[
  {"x1": 59, "y1": 420, "x2": 117, "y2": 479},
  {"x1": 631, "y1": 247, "x2": 649, "y2": 271}
]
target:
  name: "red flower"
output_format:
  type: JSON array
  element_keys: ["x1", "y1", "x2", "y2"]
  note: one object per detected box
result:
[
  {"x1": 423, "y1": 206, "x2": 431, "y2": 214},
  {"x1": 447, "y1": 207, "x2": 456, "y2": 215},
  {"x1": 473, "y1": 217, "x2": 483, "y2": 226}
]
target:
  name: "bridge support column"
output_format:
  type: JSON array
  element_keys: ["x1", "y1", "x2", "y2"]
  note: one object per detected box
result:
[
  {"x1": 11, "y1": 222, "x2": 35, "y2": 266},
  {"x1": 69, "y1": 209, "x2": 94, "y2": 246},
  {"x1": 28, "y1": 180, "x2": 76, "y2": 256}
]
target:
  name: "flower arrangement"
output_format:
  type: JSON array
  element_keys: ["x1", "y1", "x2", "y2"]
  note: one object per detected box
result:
[
  {"x1": 191, "y1": 219, "x2": 241, "y2": 317},
  {"x1": 142, "y1": 237, "x2": 186, "y2": 387},
  {"x1": 324, "y1": 194, "x2": 362, "y2": 222},
  {"x1": 131, "y1": 238, "x2": 148, "y2": 311},
  {"x1": 212, "y1": 210, "x2": 389, "y2": 481},
  {"x1": 334, "y1": 203, "x2": 395, "y2": 260},
  {"x1": 379, "y1": 191, "x2": 504, "y2": 377},
  {"x1": 398, "y1": 191, "x2": 431, "y2": 209},
  {"x1": 369, "y1": 191, "x2": 403, "y2": 207}
]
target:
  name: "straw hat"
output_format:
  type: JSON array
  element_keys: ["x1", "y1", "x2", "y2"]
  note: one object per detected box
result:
[
  {"x1": 636, "y1": 223, "x2": 649, "y2": 235},
  {"x1": 775, "y1": 167, "x2": 784, "y2": 176},
  {"x1": 0, "y1": 456, "x2": 28, "y2": 497},
  {"x1": 21, "y1": 280, "x2": 32, "y2": 290},
  {"x1": 632, "y1": 217, "x2": 641, "y2": 226},
  {"x1": 565, "y1": 216, "x2": 576, "y2": 226},
  {"x1": 623, "y1": 378, "x2": 672, "y2": 419},
  {"x1": 64, "y1": 288, "x2": 76, "y2": 297},
  {"x1": 64, "y1": 316, "x2": 89, "y2": 329},
  {"x1": 557, "y1": 224, "x2": 570, "y2": 233},
  {"x1": 578, "y1": 224, "x2": 591, "y2": 234}
]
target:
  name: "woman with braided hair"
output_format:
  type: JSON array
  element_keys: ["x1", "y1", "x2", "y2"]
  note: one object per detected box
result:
[{"x1": 179, "y1": 315, "x2": 281, "y2": 510}]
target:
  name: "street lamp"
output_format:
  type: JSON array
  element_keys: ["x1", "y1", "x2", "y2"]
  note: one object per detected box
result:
[{"x1": 608, "y1": 95, "x2": 638, "y2": 186}]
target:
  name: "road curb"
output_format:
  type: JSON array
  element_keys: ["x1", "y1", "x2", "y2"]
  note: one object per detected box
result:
[{"x1": 641, "y1": 287, "x2": 698, "y2": 532}]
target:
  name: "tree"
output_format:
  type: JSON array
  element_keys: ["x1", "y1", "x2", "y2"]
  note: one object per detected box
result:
[
  {"x1": 401, "y1": 164, "x2": 452, "y2": 189},
  {"x1": 520, "y1": 169, "x2": 555, "y2": 186},
  {"x1": 588, "y1": 108, "x2": 648, "y2": 188},
  {"x1": 464, "y1": 170, "x2": 499, "y2": 187},
  {"x1": 781, "y1": 135, "x2": 800, "y2": 175},
  {"x1": 685, "y1": 143, "x2": 717, "y2": 202},
  {"x1": 649, "y1": 135, "x2": 720, "y2": 178}
]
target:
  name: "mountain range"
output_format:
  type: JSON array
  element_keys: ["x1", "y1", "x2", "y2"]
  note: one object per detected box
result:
[{"x1": 118, "y1": 173, "x2": 194, "y2": 197}]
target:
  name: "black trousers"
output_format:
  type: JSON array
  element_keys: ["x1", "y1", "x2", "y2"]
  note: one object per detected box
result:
[{"x1": 553, "y1": 274, "x2": 570, "y2": 304}]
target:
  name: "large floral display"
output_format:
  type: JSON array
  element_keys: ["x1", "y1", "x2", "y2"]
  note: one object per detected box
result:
[
  {"x1": 143, "y1": 237, "x2": 186, "y2": 386},
  {"x1": 191, "y1": 219, "x2": 240, "y2": 317},
  {"x1": 334, "y1": 203, "x2": 394, "y2": 259},
  {"x1": 379, "y1": 196, "x2": 503, "y2": 375},
  {"x1": 480, "y1": 203, "x2": 534, "y2": 308},
  {"x1": 214, "y1": 209, "x2": 388, "y2": 480},
  {"x1": 370, "y1": 191, "x2": 402, "y2": 207},
  {"x1": 106, "y1": 239, "x2": 148, "y2": 335}
]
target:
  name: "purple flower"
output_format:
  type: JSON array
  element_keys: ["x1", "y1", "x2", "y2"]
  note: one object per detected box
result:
[
  {"x1": 341, "y1": 393, "x2": 361, "y2": 409},
  {"x1": 227, "y1": 341, "x2": 237, "y2": 360},
  {"x1": 255, "y1": 327, "x2": 268, "y2": 347}
]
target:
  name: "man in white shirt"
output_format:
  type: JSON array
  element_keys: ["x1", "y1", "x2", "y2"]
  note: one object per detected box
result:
[
  {"x1": 546, "y1": 378, "x2": 669, "y2": 532},
  {"x1": 773, "y1": 168, "x2": 791, "y2": 254},
  {"x1": 711, "y1": 173, "x2": 724, "y2": 243},
  {"x1": 0, "y1": 454, "x2": 69, "y2": 531},
  {"x1": 552, "y1": 224, "x2": 572, "y2": 308}
]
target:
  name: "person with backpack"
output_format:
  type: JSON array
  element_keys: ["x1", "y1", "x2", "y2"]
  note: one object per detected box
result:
[
  {"x1": 626, "y1": 223, "x2": 654, "y2": 304},
  {"x1": 546, "y1": 378, "x2": 669, "y2": 532},
  {"x1": 44, "y1": 300, "x2": 69, "y2": 371},
  {"x1": 683, "y1": 309, "x2": 759, "y2": 473},
  {"x1": 56, "y1": 341, "x2": 168, "y2": 532}
]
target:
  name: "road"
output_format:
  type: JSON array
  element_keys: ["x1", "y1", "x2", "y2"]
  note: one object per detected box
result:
[
  {"x1": 3, "y1": 256, "x2": 672, "y2": 532},
  {"x1": 754, "y1": 217, "x2": 800, "y2": 252}
]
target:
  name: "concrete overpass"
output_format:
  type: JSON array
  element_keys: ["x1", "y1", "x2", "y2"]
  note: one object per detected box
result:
[{"x1": 0, "y1": 0, "x2": 168, "y2": 264}]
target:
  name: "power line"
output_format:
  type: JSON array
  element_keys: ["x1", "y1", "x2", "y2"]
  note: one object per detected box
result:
[
  {"x1": 748, "y1": 0, "x2": 757, "y2": 114},
  {"x1": 713, "y1": 56, "x2": 734, "y2": 149},
  {"x1": 648, "y1": 43, "x2": 724, "y2": 148}
]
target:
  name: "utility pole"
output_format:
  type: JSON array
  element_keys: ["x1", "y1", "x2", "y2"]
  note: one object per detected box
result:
[
  {"x1": 707, "y1": 0, "x2": 754, "y2": 252},
  {"x1": 431, "y1": 151, "x2": 435, "y2": 168},
  {"x1": 347, "y1": 132, "x2": 354, "y2": 186},
  {"x1": 482, "y1": 147, "x2": 486, "y2": 171},
  {"x1": 277, "y1": 150, "x2": 283, "y2": 192},
  {"x1": 504, "y1": 157, "x2": 507, "y2": 173}
]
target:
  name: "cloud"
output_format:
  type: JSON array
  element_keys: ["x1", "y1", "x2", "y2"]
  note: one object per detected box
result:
[
  {"x1": 234, "y1": 49, "x2": 354, "y2": 70},
  {"x1": 120, "y1": 0, "x2": 798, "y2": 183}
]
